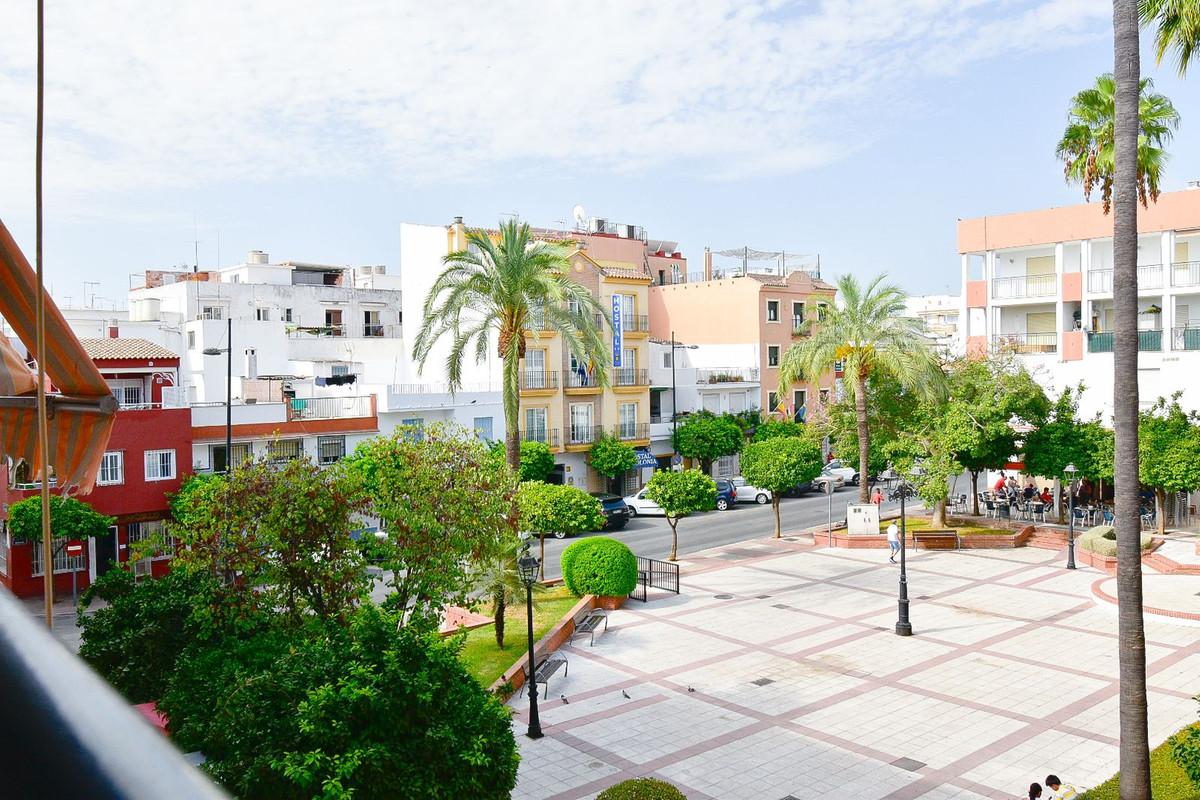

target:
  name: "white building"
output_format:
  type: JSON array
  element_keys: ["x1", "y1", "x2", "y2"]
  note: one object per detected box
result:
[{"x1": 905, "y1": 294, "x2": 961, "y2": 356}]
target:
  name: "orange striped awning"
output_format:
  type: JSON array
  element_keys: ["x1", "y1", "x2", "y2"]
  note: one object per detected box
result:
[{"x1": 0, "y1": 218, "x2": 116, "y2": 494}]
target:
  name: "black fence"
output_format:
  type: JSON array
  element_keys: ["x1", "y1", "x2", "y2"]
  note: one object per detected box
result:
[{"x1": 630, "y1": 556, "x2": 680, "y2": 602}]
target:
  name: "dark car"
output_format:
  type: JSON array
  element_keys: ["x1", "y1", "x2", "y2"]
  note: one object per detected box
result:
[
  {"x1": 714, "y1": 479, "x2": 737, "y2": 511},
  {"x1": 783, "y1": 480, "x2": 814, "y2": 497},
  {"x1": 590, "y1": 492, "x2": 631, "y2": 532}
]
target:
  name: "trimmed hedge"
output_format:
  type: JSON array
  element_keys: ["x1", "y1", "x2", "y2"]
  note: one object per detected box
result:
[
  {"x1": 597, "y1": 778, "x2": 688, "y2": 800},
  {"x1": 561, "y1": 537, "x2": 638, "y2": 597},
  {"x1": 1078, "y1": 525, "x2": 1154, "y2": 557}
]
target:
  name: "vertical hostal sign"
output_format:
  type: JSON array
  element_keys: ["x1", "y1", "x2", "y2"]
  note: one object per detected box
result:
[{"x1": 611, "y1": 295, "x2": 623, "y2": 367}]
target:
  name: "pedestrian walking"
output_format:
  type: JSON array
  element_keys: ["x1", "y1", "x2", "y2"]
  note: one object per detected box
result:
[
  {"x1": 1028, "y1": 783, "x2": 1042, "y2": 800},
  {"x1": 1044, "y1": 775, "x2": 1078, "y2": 800},
  {"x1": 886, "y1": 521, "x2": 900, "y2": 564},
  {"x1": 871, "y1": 487, "x2": 883, "y2": 506},
  {"x1": 993, "y1": 471, "x2": 1007, "y2": 492}
]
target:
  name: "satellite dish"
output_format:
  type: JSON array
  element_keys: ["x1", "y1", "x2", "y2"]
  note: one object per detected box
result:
[{"x1": 572, "y1": 204, "x2": 586, "y2": 228}]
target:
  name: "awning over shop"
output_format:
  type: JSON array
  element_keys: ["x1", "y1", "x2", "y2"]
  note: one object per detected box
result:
[
  {"x1": 634, "y1": 449, "x2": 658, "y2": 468},
  {"x1": 0, "y1": 219, "x2": 116, "y2": 494}
]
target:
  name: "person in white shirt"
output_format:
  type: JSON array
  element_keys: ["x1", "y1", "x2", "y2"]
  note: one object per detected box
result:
[
  {"x1": 1044, "y1": 775, "x2": 1078, "y2": 800},
  {"x1": 886, "y1": 521, "x2": 900, "y2": 564}
]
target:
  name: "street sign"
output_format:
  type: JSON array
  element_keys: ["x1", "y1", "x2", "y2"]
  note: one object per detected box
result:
[
  {"x1": 611, "y1": 295, "x2": 623, "y2": 367},
  {"x1": 64, "y1": 540, "x2": 84, "y2": 558}
]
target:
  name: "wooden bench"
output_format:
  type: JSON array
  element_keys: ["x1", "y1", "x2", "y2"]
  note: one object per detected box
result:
[
  {"x1": 521, "y1": 651, "x2": 569, "y2": 697},
  {"x1": 912, "y1": 531, "x2": 960, "y2": 550},
  {"x1": 570, "y1": 609, "x2": 609, "y2": 647}
]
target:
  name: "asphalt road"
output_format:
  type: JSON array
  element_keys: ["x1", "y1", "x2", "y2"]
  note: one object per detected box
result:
[{"x1": 537, "y1": 485, "x2": 906, "y2": 580}]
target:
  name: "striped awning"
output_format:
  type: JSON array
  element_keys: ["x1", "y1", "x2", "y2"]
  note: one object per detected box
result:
[{"x1": 0, "y1": 218, "x2": 116, "y2": 494}]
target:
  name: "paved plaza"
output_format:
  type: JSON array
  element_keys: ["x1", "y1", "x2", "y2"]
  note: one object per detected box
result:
[{"x1": 510, "y1": 539, "x2": 1200, "y2": 800}]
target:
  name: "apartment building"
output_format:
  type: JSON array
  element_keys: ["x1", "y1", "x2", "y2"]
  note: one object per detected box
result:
[
  {"x1": 958, "y1": 187, "x2": 1200, "y2": 419},
  {"x1": 648, "y1": 255, "x2": 837, "y2": 419},
  {"x1": 905, "y1": 294, "x2": 962, "y2": 355}
]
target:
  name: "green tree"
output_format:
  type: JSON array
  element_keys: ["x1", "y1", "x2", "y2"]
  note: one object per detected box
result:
[
  {"x1": 1023, "y1": 386, "x2": 1096, "y2": 523},
  {"x1": 1055, "y1": 73, "x2": 1180, "y2": 213},
  {"x1": 1141, "y1": 0, "x2": 1200, "y2": 75},
  {"x1": 1138, "y1": 395, "x2": 1200, "y2": 535},
  {"x1": 644, "y1": 469, "x2": 717, "y2": 561},
  {"x1": 517, "y1": 481, "x2": 604, "y2": 579},
  {"x1": 343, "y1": 424, "x2": 517, "y2": 631},
  {"x1": 780, "y1": 273, "x2": 944, "y2": 503},
  {"x1": 821, "y1": 368, "x2": 917, "y2": 482},
  {"x1": 7, "y1": 494, "x2": 114, "y2": 544},
  {"x1": 412, "y1": 219, "x2": 609, "y2": 471},
  {"x1": 517, "y1": 440, "x2": 556, "y2": 482},
  {"x1": 751, "y1": 417, "x2": 805, "y2": 442},
  {"x1": 589, "y1": 433, "x2": 637, "y2": 494},
  {"x1": 470, "y1": 532, "x2": 532, "y2": 648},
  {"x1": 740, "y1": 437, "x2": 823, "y2": 538},
  {"x1": 672, "y1": 413, "x2": 743, "y2": 475}
]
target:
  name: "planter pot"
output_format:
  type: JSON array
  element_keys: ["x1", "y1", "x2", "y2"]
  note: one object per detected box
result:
[{"x1": 596, "y1": 595, "x2": 626, "y2": 610}]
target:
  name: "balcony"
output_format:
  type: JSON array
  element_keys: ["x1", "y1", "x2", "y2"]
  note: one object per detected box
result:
[
  {"x1": 1087, "y1": 265, "x2": 1163, "y2": 293},
  {"x1": 696, "y1": 368, "x2": 759, "y2": 384},
  {"x1": 1170, "y1": 261, "x2": 1200, "y2": 287},
  {"x1": 1173, "y1": 326, "x2": 1200, "y2": 351},
  {"x1": 991, "y1": 332, "x2": 1058, "y2": 354},
  {"x1": 612, "y1": 367, "x2": 650, "y2": 388},
  {"x1": 1087, "y1": 329, "x2": 1162, "y2": 353},
  {"x1": 620, "y1": 314, "x2": 650, "y2": 333},
  {"x1": 567, "y1": 424, "x2": 602, "y2": 446},
  {"x1": 287, "y1": 395, "x2": 373, "y2": 420},
  {"x1": 360, "y1": 323, "x2": 402, "y2": 338},
  {"x1": 287, "y1": 324, "x2": 345, "y2": 338},
  {"x1": 565, "y1": 369, "x2": 603, "y2": 390},
  {"x1": 792, "y1": 316, "x2": 807, "y2": 336},
  {"x1": 991, "y1": 274, "x2": 1056, "y2": 300},
  {"x1": 613, "y1": 422, "x2": 650, "y2": 441},
  {"x1": 519, "y1": 370, "x2": 558, "y2": 392},
  {"x1": 520, "y1": 428, "x2": 560, "y2": 448}
]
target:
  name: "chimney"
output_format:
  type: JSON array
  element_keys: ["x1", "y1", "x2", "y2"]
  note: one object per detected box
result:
[
  {"x1": 451, "y1": 216, "x2": 466, "y2": 250},
  {"x1": 244, "y1": 348, "x2": 258, "y2": 380},
  {"x1": 703, "y1": 247, "x2": 713, "y2": 281}
]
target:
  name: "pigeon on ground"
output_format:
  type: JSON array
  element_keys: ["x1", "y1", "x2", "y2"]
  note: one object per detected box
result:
[
  {"x1": 560, "y1": 694, "x2": 569, "y2": 704},
  {"x1": 687, "y1": 685, "x2": 696, "y2": 693},
  {"x1": 621, "y1": 690, "x2": 631, "y2": 699}
]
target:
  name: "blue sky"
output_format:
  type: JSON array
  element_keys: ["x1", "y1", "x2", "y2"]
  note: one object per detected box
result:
[{"x1": 1, "y1": 1, "x2": 1198, "y2": 308}]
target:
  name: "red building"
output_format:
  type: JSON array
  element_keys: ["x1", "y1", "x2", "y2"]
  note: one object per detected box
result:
[{"x1": 0, "y1": 338, "x2": 191, "y2": 598}]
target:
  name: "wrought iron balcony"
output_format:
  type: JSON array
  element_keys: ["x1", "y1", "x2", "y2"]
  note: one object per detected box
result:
[
  {"x1": 611, "y1": 368, "x2": 650, "y2": 387},
  {"x1": 990, "y1": 332, "x2": 1058, "y2": 354},
  {"x1": 519, "y1": 370, "x2": 558, "y2": 391}
]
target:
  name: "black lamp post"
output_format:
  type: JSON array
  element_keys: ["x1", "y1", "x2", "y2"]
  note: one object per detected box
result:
[
  {"x1": 882, "y1": 464, "x2": 920, "y2": 637},
  {"x1": 516, "y1": 535, "x2": 543, "y2": 739},
  {"x1": 1065, "y1": 463, "x2": 1078, "y2": 570}
]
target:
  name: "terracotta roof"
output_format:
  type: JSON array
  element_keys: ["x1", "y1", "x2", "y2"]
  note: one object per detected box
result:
[
  {"x1": 743, "y1": 271, "x2": 835, "y2": 291},
  {"x1": 79, "y1": 338, "x2": 179, "y2": 361},
  {"x1": 594, "y1": 259, "x2": 650, "y2": 280}
]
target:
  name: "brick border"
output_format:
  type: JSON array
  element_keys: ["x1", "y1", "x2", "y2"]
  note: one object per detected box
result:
[
  {"x1": 490, "y1": 594, "x2": 597, "y2": 699},
  {"x1": 1090, "y1": 576, "x2": 1200, "y2": 622}
]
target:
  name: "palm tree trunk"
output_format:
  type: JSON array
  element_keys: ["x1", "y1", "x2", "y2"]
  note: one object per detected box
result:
[
  {"x1": 772, "y1": 496, "x2": 781, "y2": 538},
  {"x1": 855, "y1": 369, "x2": 871, "y2": 504},
  {"x1": 493, "y1": 590, "x2": 506, "y2": 648},
  {"x1": 503, "y1": 347, "x2": 521, "y2": 471},
  {"x1": 668, "y1": 517, "x2": 679, "y2": 560},
  {"x1": 1113, "y1": 2, "x2": 1152, "y2": 794}
]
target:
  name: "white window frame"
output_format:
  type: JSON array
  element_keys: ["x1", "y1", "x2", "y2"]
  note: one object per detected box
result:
[
  {"x1": 201, "y1": 305, "x2": 224, "y2": 320},
  {"x1": 524, "y1": 408, "x2": 547, "y2": 442},
  {"x1": 570, "y1": 402, "x2": 594, "y2": 443},
  {"x1": 31, "y1": 534, "x2": 86, "y2": 577},
  {"x1": 473, "y1": 416, "x2": 494, "y2": 441},
  {"x1": 144, "y1": 449, "x2": 176, "y2": 482},
  {"x1": 98, "y1": 451, "x2": 124, "y2": 486},
  {"x1": 331, "y1": 364, "x2": 351, "y2": 377},
  {"x1": 619, "y1": 402, "x2": 638, "y2": 439}
]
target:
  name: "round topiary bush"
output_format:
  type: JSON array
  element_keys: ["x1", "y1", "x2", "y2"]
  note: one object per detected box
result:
[
  {"x1": 561, "y1": 536, "x2": 638, "y2": 598},
  {"x1": 597, "y1": 778, "x2": 688, "y2": 800}
]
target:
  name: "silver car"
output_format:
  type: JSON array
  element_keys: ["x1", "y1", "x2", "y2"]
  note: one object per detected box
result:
[{"x1": 730, "y1": 477, "x2": 771, "y2": 504}]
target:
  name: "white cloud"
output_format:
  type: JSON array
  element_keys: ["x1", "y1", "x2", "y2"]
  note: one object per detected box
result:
[{"x1": 0, "y1": 0, "x2": 1109, "y2": 213}]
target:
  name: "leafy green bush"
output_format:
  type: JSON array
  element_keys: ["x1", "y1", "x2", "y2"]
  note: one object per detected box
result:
[
  {"x1": 752, "y1": 418, "x2": 805, "y2": 442},
  {"x1": 589, "y1": 434, "x2": 638, "y2": 488},
  {"x1": 518, "y1": 441, "x2": 556, "y2": 482},
  {"x1": 1078, "y1": 525, "x2": 1154, "y2": 557},
  {"x1": 1172, "y1": 720, "x2": 1200, "y2": 790},
  {"x1": 597, "y1": 778, "x2": 688, "y2": 800},
  {"x1": 518, "y1": 482, "x2": 605, "y2": 537},
  {"x1": 8, "y1": 494, "x2": 114, "y2": 543},
  {"x1": 561, "y1": 537, "x2": 638, "y2": 597}
]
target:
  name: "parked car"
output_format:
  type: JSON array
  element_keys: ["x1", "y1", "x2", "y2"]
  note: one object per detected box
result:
[
  {"x1": 730, "y1": 476, "x2": 771, "y2": 504},
  {"x1": 784, "y1": 480, "x2": 815, "y2": 497},
  {"x1": 714, "y1": 478, "x2": 738, "y2": 511},
  {"x1": 589, "y1": 492, "x2": 630, "y2": 532},
  {"x1": 623, "y1": 487, "x2": 665, "y2": 517},
  {"x1": 822, "y1": 459, "x2": 856, "y2": 485},
  {"x1": 818, "y1": 466, "x2": 847, "y2": 489}
]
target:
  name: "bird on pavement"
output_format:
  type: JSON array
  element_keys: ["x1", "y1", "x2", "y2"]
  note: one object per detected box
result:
[
  {"x1": 621, "y1": 690, "x2": 631, "y2": 699},
  {"x1": 560, "y1": 694, "x2": 569, "y2": 704},
  {"x1": 687, "y1": 685, "x2": 696, "y2": 693}
]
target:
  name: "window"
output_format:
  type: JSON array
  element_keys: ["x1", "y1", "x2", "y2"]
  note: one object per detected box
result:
[
  {"x1": 817, "y1": 303, "x2": 829, "y2": 321},
  {"x1": 525, "y1": 349, "x2": 546, "y2": 388},
  {"x1": 255, "y1": 307, "x2": 270, "y2": 321},
  {"x1": 619, "y1": 294, "x2": 635, "y2": 330},
  {"x1": 717, "y1": 454, "x2": 737, "y2": 478},
  {"x1": 524, "y1": 408, "x2": 547, "y2": 443},
  {"x1": 363, "y1": 310, "x2": 382, "y2": 337},
  {"x1": 144, "y1": 449, "x2": 176, "y2": 481},
  {"x1": 794, "y1": 390, "x2": 807, "y2": 410},
  {"x1": 31, "y1": 535, "x2": 86, "y2": 577},
  {"x1": 768, "y1": 346, "x2": 780, "y2": 367},
  {"x1": 528, "y1": 300, "x2": 545, "y2": 330},
  {"x1": 331, "y1": 364, "x2": 350, "y2": 377},
  {"x1": 766, "y1": 300, "x2": 780, "y2": 322},
  {"x1": 110, "y1": 381, "x2": 144, "y2": 408},
  {"x1": 619, "y1": 403, "x2": 637, "y2": 439},
  {"x1": 401, "y1": 418, "x2": 425, "y2": 441},
  {"x1": 570, "y1": 403, "x2": 594, "y2": 443},
  {"x1": 201, "y1": 305, "x2": 224, "y2": 320},
  {"x1": 230, "y1": 275, "x2": 240, "y2": 284},
  {"x1": 0, "y1": 525, "x2": 8, "y2": 577},
  {"x1": 317, "y1": 435, "x2": 346, "y2": 465},
  {"x1": 819, "y1": 388, "x2": 831, "y2": 403},
  {"x1": 284, "y1": 308, "x2": 293, "y2": 323},
  {"x1": 473, "y1": 417, "x2": 494, "y2": 441},
  {"x1": 663, "y1": 350, "x2": 672, "y2": 368},
  {"x1": 792, "y1": 301, "x2": 805, "y2": 321},
  {"x1": 128, "y1": 520, "x2": 175, "y2": 576},
  {"x1": 768, "y1": 391, "x2": 780, "y2": 412},
  {"x1": 187, "y1": 331, "x2": 196, "y2": 350},
  {"x1": 212, "y1": 442, "x2": 252, "y2": 473},
  {"x1": 266, "y1": 439, "x2": 303, "y2": 463},
  {"x1": 325, "y1": 309, "x2": 344, "y2": 336},
  {"x1": 98, "y1": 451, "x2": 124, "y2": 486}
]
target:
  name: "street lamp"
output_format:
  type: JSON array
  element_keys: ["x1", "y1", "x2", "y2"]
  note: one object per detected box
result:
[
  {"x1": 202, "y1": 318, "x2": 232, "y2": 474},
  {"x1": 881, "y1": 464, "x2": 921, "y2": 637},
  {"x1": 516, "y1": 533, "x2": 543, "y2": 740},
  {"x1": 1064, "y1": 463, "x2": 1078, "y2": 570}
]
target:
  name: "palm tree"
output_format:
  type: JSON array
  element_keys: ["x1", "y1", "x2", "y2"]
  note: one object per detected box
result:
[
  {"x1": 472, "y1": 533, "x2": 541, "y2": 648},
  {"x1": 1055, "y1": 73, "x2": 1180, "y2": 213},
  {"x1": 1141, "y1": 0, "x2": 1200, "y2": 75},
  {"x1": 778, "y1": 274, "x2": 943, "y2": 504},
  {"x1": 1114, "y1": 2, "x2": 1153, "y2": 796},
  {"x1": 413, "y1": 220, "x2": 609, "y2": 470}
]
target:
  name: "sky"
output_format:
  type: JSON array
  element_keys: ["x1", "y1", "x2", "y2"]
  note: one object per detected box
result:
[{"x1": 1, "y1": 0, "x2": 1199, "y2": 309}]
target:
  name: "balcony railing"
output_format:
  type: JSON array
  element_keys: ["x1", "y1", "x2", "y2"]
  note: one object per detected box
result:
[
  {"x1": 992, "y1": 274, "x2": 1056, "y2": 299},
  {"x1": 287, "y1": 324, "x2": 345, "y2": 338},
  {"x1": 792, "y1": 316, "x2": 808, "y2": 335},
  {"x1": 520, "y1": 427, "x2": 560, "y2": 448},
  {"x1": 613, "y1": 422, "x2": 650, "y2": 441},
  {"x1": 696, "y1": 368, "x2": 760, "y2": 384},
  {"x1": 991, "y1": 332, "x2": 1058, "y2": 354},
  {"x1": 1088, "y1": 329, "x2": 1162, "y2": 353},
  {"x1": 612, "y1": 367, "x2": 650, "y2": 387},
  {"x1": 1170, "y1": 261, "x2": 1200, "y2": 287},
  {"x1": 565, "y1": 369, "x2": 603, "y2": 389},
  {"x1": 361, "y1": 323, "x2": 402, "y2": 338},
  {"x1": 621, "y1": 314, "x2": 650, "y2": 333},
  {"x1": 1173, "y1": 326, "x2": 1200, "y2": 351},
  {"x1": 1087, "y1": 265, "x2": 1163, "y2": 293},
  {"x1": 288, "y1": 395, "x2": 373, "y2": 420},
  {"x1": 519, "y1": 370, "x2": 558, "y2": 391},
  {"x1": 567, "y1": 424, "x2": 601, "y2": 445}
]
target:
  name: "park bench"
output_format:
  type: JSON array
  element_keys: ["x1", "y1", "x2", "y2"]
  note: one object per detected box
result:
[
  {"x1": 912, "y1": 531, "x2": 960, "y2": 550},
  {"x1": 570, "y1": 608, "x2": 609, "y2": 647},
  {"x1": 521, "y1": 651, "x2": 569, "y2": 697}
]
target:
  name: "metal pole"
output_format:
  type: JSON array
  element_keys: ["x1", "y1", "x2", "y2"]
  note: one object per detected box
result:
[
  {"x1": 896, "y1": 484, "x2": 912, "y2": 636},
  {"x1": 225, "y1": 317, "x2": 232, "y2": 473},
  {"x1": 35, "y1": 0, "x2": 53, "y2": 630},
  {"x1": 1067, "y1": 478, "x2": 1077, "y2": 569},
  {"x1": 524, "y1": 577, "x2": 543, "y2": 739},
  {"x1": 827, "y1": 482, "x2": 833, "y2": 547}
]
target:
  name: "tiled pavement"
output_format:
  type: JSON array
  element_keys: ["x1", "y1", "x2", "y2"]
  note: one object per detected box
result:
[{"x1": 509, "y1": 540, "x2": 1200, "y2": 800}]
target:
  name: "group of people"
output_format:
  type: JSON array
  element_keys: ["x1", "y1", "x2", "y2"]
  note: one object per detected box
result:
[
  {"x1": 992, "y1": 472, "x2": 1053, "y2": 505},
  {"x1": 1028, "y1": 775, "x2": 1079, "y2": 800}
]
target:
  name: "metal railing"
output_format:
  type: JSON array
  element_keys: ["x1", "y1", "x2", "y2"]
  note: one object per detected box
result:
[
  {"x1": 1173, "y1": 326, "x2": 1200, "y2": 350},
  {"x1": 629, "y1": 556, "x2": 680, "y2": 602},
  {"x1": 1087, "y1": 329, "x2": 1163, "y2": 352},
  {"x1": 1170, "y1": 261, "x2": 1200, "y2": 287},
  {"x1": 612, "y1": 368, "x2": 650, "y2": 387},
  {"x1": 696, "y1": 368, "x2": 759, "y2": 384},
  {"x1": 620, "y1": 314, "x2": 650, "y2": 333},
  {"x1": 286, "y1": 324, "x2": 345, "y2": 338},
  {"x1": 287, "y1": 396, "x2": 373, "y2": 420},
  {"x1": 389, "y1": 381, "x2": 499, "y2": 395},
  {"x1": 520, "y1": 428, "x2": 560, "y2": 448},
  {"x1": 991, "y1": 274, "x2": 1056, "y2": 299},
  {"x1": 991, "y1": 333, "x2": 1058, "y2": 354},
  {"x1": 565, "y1": 370, "x2": 602, "y2": 389},
  {"x1": 792, "y1": 316, "x2": 807, "y2": 335},
  {"x1": 360, "y1": 323, "x2": 401, "y2": 338},
  {"x1": 613, "y1": 422, "x2": 650, "y2": 441},
  {"x1": 519, "y1": 370, "x2": 558, "y2": 391},
  {"x1": 567, "y1": 424, "x2": 601, "y2": 445},
  {"x1": 1088, "y1": 265, "x2": 1163, "y2": 293}
]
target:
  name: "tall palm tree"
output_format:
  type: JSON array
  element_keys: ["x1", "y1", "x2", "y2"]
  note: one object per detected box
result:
[
  {"x1": 413, "y1": 220, "x2": 609, "y2": 470},
  {"x1": 1141, "y1": 0, "x2": 1200, "y2": 75},
  {"x1": 1114, "y1": 2, "x2": 1153, "y2": 796},
  {"x1": 472, "y1": 533, "x2": 542, "y2": 648},
  {"x1": 1055, "y1": 73, "x2": 1180, "y2": 213},
  {"x1": 778, "y1": 274, "x2": 943, "y2": 504}
]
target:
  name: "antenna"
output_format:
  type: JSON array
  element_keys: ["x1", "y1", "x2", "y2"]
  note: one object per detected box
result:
[
  {"x1": 192, "y1": 213, "x2": 199, "y2": 273},
  {"x1": 572, "y1": 204, "x2": 586, "y2": 230}
]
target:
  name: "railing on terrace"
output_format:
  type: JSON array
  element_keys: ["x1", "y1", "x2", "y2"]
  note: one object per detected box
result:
[
  {"x1": 565, "y1": 370, "x2": 603, "y2": 389},
  {"x1": 286, "y1": 324, "x2": 345, "y2": 338},
  {"x1": 1173, "y1": 326, "x2": 1200, "y2": 351},
  {"x1": 792, "y1": 316, "x2": 808, "y2": 335},
  {"x1": 613, "y1": 422, "x2": 650, "y2": 441},
  {"x1": 519, "y1": 370, "x2": 558, "y2": 390},
  {"x1": 567, "y1": 424, "x2": 602, "y2": 445},
  {"x1": 287, "y1": 395, "x2": 373, "y2": 420},
  {"x1": 1087, "y1": 265, "x2": 1163, "y2": 293},
  {"x1": 621, "y1": 314, "x2": 650, "y2": 332},
  {"x1": 612, "y1": 368, "x2": 650, "y2": 387},
  {"x1": 991, "y1": 274, "x2": 1056, "y2": 300},
  {"x1": 520, "y1": 428, "x2": 560, "y2": 448},
  {"x1": 1170, "y1": 261, "x2": 1200, "y2": 287},
  {"x1": 360, "y1": 323, "x2": 402, "y2": 338},
  {"x1": 991, "y1": 333, "x2": 1058, "y2": 354},
  {"x1": 1087, "y1": 329, "x2": 1162, "y2": 353},
  {"x1": 696, "y1": 368, "x2": 759, "y2": 384},
  {"x1": 389, "y1": 381, "x2": 499, "y2": 395},
  {"x1": 115, "y1": 401, "x2": 188, "y2": 411}
]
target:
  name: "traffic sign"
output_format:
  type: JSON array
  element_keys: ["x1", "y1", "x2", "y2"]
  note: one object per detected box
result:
[{"x1": 64, "y1": 540, "x2": 84, "y2": 558}]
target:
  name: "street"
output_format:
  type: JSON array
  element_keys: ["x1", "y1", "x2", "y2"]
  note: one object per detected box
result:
[{"x1": 538, "y1": 485, "x2": 905, "y2": 580}]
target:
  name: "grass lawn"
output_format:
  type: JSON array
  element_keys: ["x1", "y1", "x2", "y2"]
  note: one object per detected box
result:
[
  {"x1": 1079, "y1": 725, "x2": 1200, "y2": 800},
  {"x1": 878, "y1": 516, "x2": 1011, "y2": 536},
  {"x1": 456, "y1": 585, "x2": 581, "y2": 689}
]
